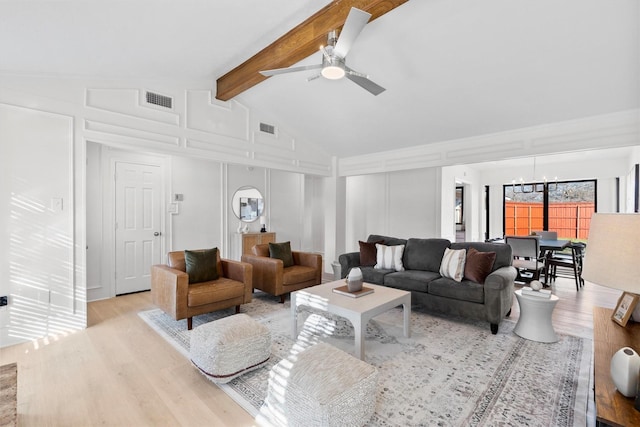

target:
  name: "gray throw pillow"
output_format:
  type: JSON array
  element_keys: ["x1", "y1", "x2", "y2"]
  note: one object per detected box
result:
[
  {"x1": 269, "y1": 241, "x2": 294, "y2": 268},
  {"x1": 185, "y1": 248, "x2": 219, "y2": 284}
]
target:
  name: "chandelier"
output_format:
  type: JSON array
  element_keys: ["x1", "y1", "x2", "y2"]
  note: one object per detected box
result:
[{"x1": 512, "y1": 157, "x2": 558, "y2": 194}]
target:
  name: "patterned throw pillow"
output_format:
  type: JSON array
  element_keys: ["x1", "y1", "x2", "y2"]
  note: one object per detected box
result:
[
  {"x1": 375, "y1": 244, "x2": 405, "y2": 271},
  {"x1": 269, "y1": 241, "x2": 294, "y2": 268},
  {"x1": 464, "y1": 247, "x2": 496, "y2": 284},
  {"x1": 185, "y1": 248, "x2": 219, "y2": 284},
  {"x1": 439, "y1": 248, "x2": 466, "y2": 282}
]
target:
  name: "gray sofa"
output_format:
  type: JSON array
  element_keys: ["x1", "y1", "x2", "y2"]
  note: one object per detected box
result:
[{"x1": 338, "y1": 235, "x2": 517, "y2": 334}]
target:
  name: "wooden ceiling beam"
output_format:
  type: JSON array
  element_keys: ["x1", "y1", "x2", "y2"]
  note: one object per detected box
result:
[{"x1": 215, "y1": 0, "x2": 408, "y2": 101}]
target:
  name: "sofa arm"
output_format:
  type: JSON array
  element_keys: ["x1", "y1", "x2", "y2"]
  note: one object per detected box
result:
[
  {"x1": 338, "y1": 252, "x2": 361, "y2": 279},
  {"x1": 150, "y1": 264, "x2": 189, "y2": 319},
  {"x1": 221, "y1": 259, "x2": 253, "y2": 302},
  {"x1": 483, "y1": 265, "x2": 517, "y2": 325},
  {"x1": 484, "y1": 266, "x2": 517, "y2": 291}
]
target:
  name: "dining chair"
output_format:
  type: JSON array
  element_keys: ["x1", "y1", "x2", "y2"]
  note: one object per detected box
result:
[
  {"x1": 545, "y1": 242, "x2": 586, "y2": 291},
  {"x1": 533, "y1": 231, "x2": 558, "y2": 240},
  {"x1": 505, "y1": 235, "x2": 546, "y2": 283}
]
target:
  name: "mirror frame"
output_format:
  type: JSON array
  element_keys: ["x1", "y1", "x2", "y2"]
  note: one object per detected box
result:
[{"x1": 231, "y1": 186, "x2": 264, "y2": 222}]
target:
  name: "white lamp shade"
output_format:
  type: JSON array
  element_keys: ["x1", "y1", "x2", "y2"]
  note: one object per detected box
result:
[
  {"x1": 259, "y1": 215, "x2": 266, "y2": 225},
  {"x1": 582, "y1": 213, "x2": 640, "y2": 293}
]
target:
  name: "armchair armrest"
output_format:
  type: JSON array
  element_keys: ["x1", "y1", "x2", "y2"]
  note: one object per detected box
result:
[
  {"x1": 292, "y1": 251, "x2": 322, "y2": 283},
  {"x1": 221, "y1": 259, "x2": 253, "y2": 302},
  {"x1": 292, "y1": 251, "x2": 322, "y2": 268},
  {"x1": 150, "y1": 264, "x2": 189, "y2": 319},
  {"x1": 241, "y1": 254, "x2": 284, "y2": 293},
  {"x1": 338, "y1": 252, "x2": 361, "y2": 279}
]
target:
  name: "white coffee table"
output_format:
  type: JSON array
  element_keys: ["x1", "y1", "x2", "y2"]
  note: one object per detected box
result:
[
  {"x1": 513, "y1": 289, "x2": 559, "y2": 343},
  {"x1": 291, "y1": 281, "x2": 411, "y2": 361}
]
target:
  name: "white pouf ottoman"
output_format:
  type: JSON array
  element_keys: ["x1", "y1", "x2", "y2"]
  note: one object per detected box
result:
[
  {"x1": 260, "y1": 342, "x2": 378, "y2": 427},
  {"x1": 190, "y1": 313, "x2": 271, "y2": 384}
]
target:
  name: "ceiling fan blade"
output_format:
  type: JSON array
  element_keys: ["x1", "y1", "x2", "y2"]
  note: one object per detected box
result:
[
  {"x1": 333, "y1": 8, "x2": 371, "y2": 58},
  {"x1": 345, "y1": 68, "x2": 385, "y2": 96},
  {"x1": 260, "y1": 63, "x2": 322, "y2": 77}
]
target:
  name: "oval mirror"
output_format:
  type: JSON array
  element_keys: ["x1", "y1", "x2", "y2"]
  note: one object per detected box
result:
[{"x1": 231, "y1": 186, "x2": 264, "y2": 222}]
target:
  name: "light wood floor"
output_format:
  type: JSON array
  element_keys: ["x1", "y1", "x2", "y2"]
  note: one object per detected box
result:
[{"x1": 0, "y1": 276, "x2": 622, "y2": 426}]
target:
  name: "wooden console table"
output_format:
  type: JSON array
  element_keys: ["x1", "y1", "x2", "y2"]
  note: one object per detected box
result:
[{"x1": 593, "y1": 306, "x2": 640, "y2": 426}]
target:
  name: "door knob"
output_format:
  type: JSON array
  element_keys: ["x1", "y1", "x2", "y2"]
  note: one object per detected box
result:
[{"x1": 154, "y1": 232, "x2": 161, "y2": 236}]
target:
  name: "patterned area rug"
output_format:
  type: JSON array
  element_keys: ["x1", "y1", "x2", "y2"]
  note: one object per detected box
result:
[
  {"x1": 0, "y1": 362, "x2": 17, "y2": 426},
  {"x1": 139, "y1": 294, "x2": 591, "y2": 426}
]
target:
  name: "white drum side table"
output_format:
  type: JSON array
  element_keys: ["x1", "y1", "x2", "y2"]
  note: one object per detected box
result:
[{"x1": 513, "y1": 289, "x2": 559, "y2": 343}]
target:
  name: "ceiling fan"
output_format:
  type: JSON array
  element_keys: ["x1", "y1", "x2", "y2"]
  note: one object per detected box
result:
[{"x1": 259, "y1": 7, "x2": 385, "y2": 96}]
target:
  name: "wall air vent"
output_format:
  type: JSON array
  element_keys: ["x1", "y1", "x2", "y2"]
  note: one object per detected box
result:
[
  {"x1": 259, "y1": 122, "x2": 276, "y2": 135},
  {"x1": 145, "y1": 91, "x2": 173, "y2": 109}
]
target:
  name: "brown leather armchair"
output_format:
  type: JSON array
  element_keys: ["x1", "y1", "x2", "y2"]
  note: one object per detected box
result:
[
  {"x1": 241, "y1": 244, "x2": 322, "y2": 303},
  {"x1": 151, "y1": 249, "x2": 252, "y2": 330}
]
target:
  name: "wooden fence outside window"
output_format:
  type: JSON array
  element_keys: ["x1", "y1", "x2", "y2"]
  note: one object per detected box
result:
[{"x1": 505, "y1": 201, "x2": 595, "y2": 239}]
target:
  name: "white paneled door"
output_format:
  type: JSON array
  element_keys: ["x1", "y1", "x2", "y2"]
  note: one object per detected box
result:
[{"x1": 115, "y1": 162, "x2": 162, "y2": 295}]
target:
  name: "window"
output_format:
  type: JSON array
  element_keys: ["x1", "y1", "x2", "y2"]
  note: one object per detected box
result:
[{"x1": 504, "y1": 180, "x2": 596, "y2": 240}]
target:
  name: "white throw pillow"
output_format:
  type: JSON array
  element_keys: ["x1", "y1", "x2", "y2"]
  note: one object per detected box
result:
[
  {"x1": 439, "y1": 248, "x2": 466, "y2": 282},
  {"x1": 375, "y1": 244, "x2": 405, "y2": 271}
]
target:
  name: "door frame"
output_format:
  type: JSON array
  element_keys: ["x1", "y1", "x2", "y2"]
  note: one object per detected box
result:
[{"x1": 101, "y1": 147, "x2": 168, "y2": 298}]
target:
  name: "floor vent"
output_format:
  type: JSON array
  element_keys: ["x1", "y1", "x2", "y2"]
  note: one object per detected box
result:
[
  {"x1": 145, "y1": 91, "x2": 173, "y2": 109},
  {"x1": 259, "y1": 122, "x2": 276, "y2": 135}
]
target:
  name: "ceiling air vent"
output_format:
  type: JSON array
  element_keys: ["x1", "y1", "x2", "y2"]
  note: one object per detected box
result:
[
  {"x1": 259, "y1": 122, "x2": 276, "y2": 135},
  {"x1": 145, "y1": 91, "x2": 173, "y2": 109}
]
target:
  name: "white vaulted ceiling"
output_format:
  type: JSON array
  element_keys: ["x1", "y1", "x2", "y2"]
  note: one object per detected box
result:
[{"x1": 0, "y1": 0, "x2": 638, "y2": 158}]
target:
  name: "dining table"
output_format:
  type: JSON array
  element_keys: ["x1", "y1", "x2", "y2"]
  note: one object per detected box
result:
[
  {"x1": 538, "y1": 239, "x2": 571, "y2": 253},
  {"x1": 538, "y1": 239, "x2": 571, "y2": 284}
]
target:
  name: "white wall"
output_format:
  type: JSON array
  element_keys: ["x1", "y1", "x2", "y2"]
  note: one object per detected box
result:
[
  {"x1": 85, "y1": 151, "x2": 320, "y2": 301},
  {"x1": 0, "y1": 75, "x2": 330, "y2": 345},
  {"x1": 169, "y1": 156, "x2": 223, "y2": 252},
  {"x1": 0, "y1": 103, "x2": 83, "y2": 347},
  {"x1": 344, "y1": 168, "x2": 440, "y2": 252},
  {"x1": 475, "y1": 152, "x2": 635, "y2": 239}
]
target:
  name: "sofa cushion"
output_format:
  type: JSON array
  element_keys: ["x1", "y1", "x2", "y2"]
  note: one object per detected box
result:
[
  {"x1": 464, "y1": 247, "x2": 496, "y2": 284},
  {"x1": 359, "y1": 240, "x2": 383, "y2": 266},
  {"x1": 450, "y1": 242, "x2": 512, "y2": 271},
  {"x1": 185, "y1": 248, "x2": 219, "y2": 284},
  {"x1": 360, "y1": 266, "x2": 392, "y2": 285},
  {"x1": 384, "y1": 270, "x2": 441, "y2": 293},
  {"x1": 403, "y1": 238, "x2": 451, "y2": 272},
  {"x1": 282, "y1": 265, "x2": 317, "y2": 285},
  {"x1": 439, "y1": 248, "x2": 466, "y2": 282},
  {"x1": 375, "y1": 244, "x2": 405, "y2": 271},
  {"x1": 269, "y1": 241, "x2": 294, "y2": 268},
  {"x1": 428, "y1": 277, "x2": 485, "y2": 304},
  {"x1": 187, "y1": 277, "x2": 245, "y2": 307}
]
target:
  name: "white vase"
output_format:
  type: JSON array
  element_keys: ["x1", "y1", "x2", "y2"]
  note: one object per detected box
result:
[
  {"x1": 236, "y1": 222, "x2": 243, "y2": 234},
  {"x1": 610, "y1": 347, "x2": 640, "y2": 397},
  {"x1": 347, "y1": 267, "x2": 363, "y2": 292}
]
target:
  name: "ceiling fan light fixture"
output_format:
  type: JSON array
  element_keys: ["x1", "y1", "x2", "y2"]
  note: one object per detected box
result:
[{"x1": 321, "y1": 65, "x2": 345, "y2": 80}]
